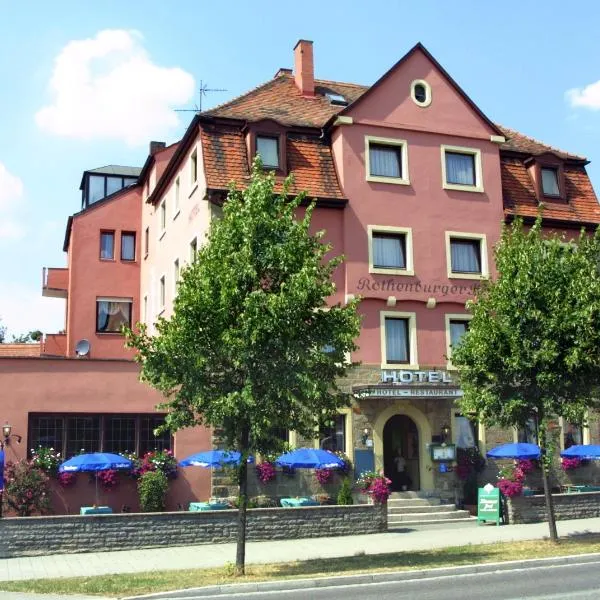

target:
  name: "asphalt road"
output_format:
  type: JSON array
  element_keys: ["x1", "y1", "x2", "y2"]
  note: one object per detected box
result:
[{"x1": 161, "y1": 559, "x2": 600, "y2": 600}]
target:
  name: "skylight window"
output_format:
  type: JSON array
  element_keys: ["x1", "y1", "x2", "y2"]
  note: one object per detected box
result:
[{"x1": 325, "y1": 92, "x2": 348, "y2": 106}]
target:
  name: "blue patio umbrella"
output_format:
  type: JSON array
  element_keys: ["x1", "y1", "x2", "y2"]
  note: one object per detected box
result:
[
  {"x1": 59, "y1": 452, "x2": 134, "y2": 506},
  {"x1": 275, "y1": 448, "x2": 345, "y2": 469},
  {"x1": 486, "y1": 443, "x2": 541, "y2": 460},
  {"x1": 179, "y1": 450, "x2": 254, "y2": 468},
  {"x1": 59, "y1": 453, "x2": 133, "y2": 472},
  {"x1": 560, "y1": 445, "x2": 600, "y2": 459}
]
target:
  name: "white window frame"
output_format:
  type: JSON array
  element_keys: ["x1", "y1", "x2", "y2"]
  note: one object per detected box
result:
[
  {"x1": 444, "y1": 313, "x2": 473, "y2": 369},
  {"x1": 445, "y1": 231, "x2": 488, "y2": 280},
  {"x1": 159, "y1": 275, "x2": 166, "y2": 312},
  {"x1": 559, "y1": 416, "x2": 590, "y2": 450},
  {"x1": 173, "y1": 258, "x2": 180, "y2": 294},
  {"x1": 365, "y1": 136, "x2": 410, "y2": 185},
  {"x1": 173, "y1": 177, "x2": 181, "y2": 219},
  {"x1": 441, "y1": 145, "x2": 484, "y2": 193},
  {"x1": 190, "y1": 149, "x2": 198, "y2": 185},
  {"x1": 313, "y1": 409, "x2": 353, "y2": 457},
  {"x1": 410, "y1": 79, "x2": 432, "y2": 108},
  {"x1": 189, "y1": 236, "x2": 198, "y2": 263},
  {"x1": 159, "y1": 199, "x2": 167, "y2": 239},
  {"x1": 368, "y1": 225, "x2": 414, "y2": 276},
  {"x1": 380, "y1": 310, "x2": 418, "y2": 370}
]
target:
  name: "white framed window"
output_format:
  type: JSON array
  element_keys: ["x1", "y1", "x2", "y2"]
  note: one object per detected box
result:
[
  {"x1": 368, "y1": 225, "x2": 414, "y2": 275},
  {"x1": 541, "y1": 167, "x2": 560, "y2": 197},
  {"x1": 159, "y1": 275, "x2": 166, "y2": 311},
  {"x1": 96, "y1": 297, "x2": 133, "y2": 333},
  {"x1": 159, "y1": 199, "x2": 167, "y2": 237},
  {"x1": 441, "y1": 145, "x2": 483, "y2": 193},
  {"x1": 189, "y1": 237, "x2": 197, "y2": 263},
  {"x1": 444, "y1": 314, "x2": 473, "y2": 368},
  {"x1": 256, "y1": 136, "x2": 279, "y2": 169},
  {"x1": 173, "y1": 258, "x2": 180, "y2": 293},
  {"x1": 365, "y1": 136, "x2": 409, "y2": 185},
  {"x1": 174, "y1": 177, "x2": 181, "y2": 217},
  {"x1": 445, "y1": 232, "x2": 488, "y2": 280},
  {"x1": 559, "y1": 416, "x2": 589, "y2": 450},
  {"x1": 380, "y1": 311, "x2": 418, "y2": 369},
  {"x1": 410, "y1": 79, "x2": 431, "y2": 107},
  {"x1": 190, "y1": 149, "x2": 198, "y2": 184}
]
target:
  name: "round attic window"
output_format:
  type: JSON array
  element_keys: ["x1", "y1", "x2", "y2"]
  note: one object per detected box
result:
[{"x1": 411, "y1": 80, "x2": 431, "y2": 107}]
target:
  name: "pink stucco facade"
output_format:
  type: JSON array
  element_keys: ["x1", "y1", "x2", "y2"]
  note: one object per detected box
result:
[{"x1": 3, "y1": 40, "x2": 599, "y2": 510}]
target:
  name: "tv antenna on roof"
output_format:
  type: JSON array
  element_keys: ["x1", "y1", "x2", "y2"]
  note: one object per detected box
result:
[{"x1": 175, "y1": 80, "x2": 227, "y2": 114}]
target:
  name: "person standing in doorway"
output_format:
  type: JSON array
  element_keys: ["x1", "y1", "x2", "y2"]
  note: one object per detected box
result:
[{"x1": 394, "y1": 448, "x2": 412, "y2": 491}]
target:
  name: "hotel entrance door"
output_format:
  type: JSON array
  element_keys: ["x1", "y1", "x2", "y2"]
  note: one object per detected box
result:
[{"x1": 383, "y1": 414, "x2": 420, "y2": 491}]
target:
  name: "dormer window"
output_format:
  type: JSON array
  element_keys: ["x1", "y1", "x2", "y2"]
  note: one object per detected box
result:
[
  {"x1": 541, "y1": 167, "x2": 560, "y2": 197},
  {"x1": 256, "y1": 136, "x2": 279, "y2": 169}
]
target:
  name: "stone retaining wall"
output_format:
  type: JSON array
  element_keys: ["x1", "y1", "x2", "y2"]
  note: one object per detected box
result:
[
  {"x1": 0, "y1": 504, "x2": 387, "y2": 558},
  {"x1": 506, "y1": 491, "x2": 600, "y2": 524}
]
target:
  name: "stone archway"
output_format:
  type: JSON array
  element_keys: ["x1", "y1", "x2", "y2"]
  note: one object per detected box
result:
[
  {"x1": 383, "y1": 414, "x2": 420, "y2": 491},
  {"x1": 373, "y1": 402, "x2": 434, "y2": 491}
]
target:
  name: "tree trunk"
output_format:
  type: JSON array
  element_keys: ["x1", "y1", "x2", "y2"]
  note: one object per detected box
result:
[
  {"x1": 538, "y1": 414, "x2": 558, "y2": 542},
  {"x1": 235, "y1": 426, "x2": 250, "y2": 575}
]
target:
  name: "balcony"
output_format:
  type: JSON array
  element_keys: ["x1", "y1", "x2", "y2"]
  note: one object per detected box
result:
[
  {"x1": 42, "y1": 267, "x2": 68, "y2": 298},
  {"x1": 42, "y1": 333, "x2": 67, "y2": 357}
]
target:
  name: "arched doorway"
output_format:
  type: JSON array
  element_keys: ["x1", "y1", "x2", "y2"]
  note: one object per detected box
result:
[{"x1": 383, "y1": 415, "x2": 420, "y2": 491}]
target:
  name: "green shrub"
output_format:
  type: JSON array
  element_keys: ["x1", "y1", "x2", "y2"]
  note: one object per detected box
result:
[
  {"x1": 250, "y1": 495, "x2": 278, "y2": 508},
  {"x1": 138, "y1": 470, "x2": 168, "y2": 512},
  {"x1": 337, "y1": 477, "x2": 353, "y2": 505},
  {"x1": 4, "y1": 461, "x2": 51, "y2": 516}
]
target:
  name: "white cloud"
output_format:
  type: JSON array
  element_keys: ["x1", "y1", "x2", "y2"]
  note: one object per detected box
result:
[
  {"x1": 0, "y1": 281, "x2": 65, "y2": 337},
  {"x1": 35, "y1": 29, "x2": 195, "y2": 146},
  {"x1": 0, "y1": 162, "x2": 25, "y2": 240},
  {"x1": 567, "y1": 80, "x2": 600, "y2": 110}
]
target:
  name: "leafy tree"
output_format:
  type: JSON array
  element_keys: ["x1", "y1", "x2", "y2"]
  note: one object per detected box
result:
[
  {"x1": 452, "y1": 218, "x2": 600, "y2": 541},
  {"x1": 11, "y1": 330, "x2": 43, "y2": 343},
  {"x1": 126, "y1": 160, "x2": 361, "y2": 573},
  {"x1": 0, "y1": 318, "x2": 6, "y2": 343}
]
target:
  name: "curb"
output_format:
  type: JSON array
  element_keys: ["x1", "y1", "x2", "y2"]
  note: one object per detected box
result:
[{"x1": 122, "y1": 551, "x2": 600, "y2": 599}]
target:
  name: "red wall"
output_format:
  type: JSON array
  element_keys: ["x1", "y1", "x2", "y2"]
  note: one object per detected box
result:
[
  {"x1": 0, "y1": 358, "x2": 212, "y2": 513},
  {"x1": 66, "y1": 187, "x2": 142, "y2": 360}
]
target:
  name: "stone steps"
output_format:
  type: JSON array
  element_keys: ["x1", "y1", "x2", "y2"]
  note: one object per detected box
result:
[
  {"x1": 388, "y1": 509, "x2": 473, "y2": 524},
  {"x1": 386, "y1": 492, "x2": 475, "y2": 526},
  {"x1": 387, "y1": 498, "x2": 442, "y2": 508},
  {"x1": 388, "y1": 503, "x2": 457, "y2": 514}
]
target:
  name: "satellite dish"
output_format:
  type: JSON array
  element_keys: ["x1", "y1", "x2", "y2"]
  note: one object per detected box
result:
[{"x1": 75, "y1": 339, "x2": 90, "y2": 357}]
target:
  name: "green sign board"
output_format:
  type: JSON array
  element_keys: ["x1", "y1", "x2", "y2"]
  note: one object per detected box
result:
[{"x1": 477, "y1": 486, "x2": 501, "y2": 526}]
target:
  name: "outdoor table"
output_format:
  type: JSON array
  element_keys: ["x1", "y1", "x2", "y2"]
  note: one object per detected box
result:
[
  {"x1": 565, "y1": 485, "x2": 600, "y2": 494},
  {"x1": 189, "y1": 502, "x2": 230, "y2": 511},
  {"x1": 80, "y1": 506, "x2": 113, "y2": 515},
  {"x1": 280, "y1": 497, "x2": 319, "y2": 507}
]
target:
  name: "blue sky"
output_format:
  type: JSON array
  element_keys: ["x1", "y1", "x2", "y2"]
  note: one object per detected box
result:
[{"x1": 1, "y1": 0, "x2": 600, "y2": 336}]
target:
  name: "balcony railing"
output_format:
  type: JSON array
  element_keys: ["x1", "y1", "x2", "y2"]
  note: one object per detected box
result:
[{"x1": 42, "y1": 267, "x2": 68, "y2": 298}]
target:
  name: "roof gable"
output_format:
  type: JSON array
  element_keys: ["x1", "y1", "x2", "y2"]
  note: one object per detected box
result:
[{"x1": 340, "y1": 43, "x2": 502, "y2": 139}]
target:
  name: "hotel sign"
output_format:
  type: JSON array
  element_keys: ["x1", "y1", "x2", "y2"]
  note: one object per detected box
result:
[
  {"x1": 381, "y1": 369, "x2": 455, "y2": 384},
  {"x1": 353, "y1": 369, "x2": 462, "y2": 399}
]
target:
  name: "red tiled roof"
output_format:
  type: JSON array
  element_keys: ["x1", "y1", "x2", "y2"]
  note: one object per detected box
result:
[
  {"x1": 201, "y1": 126, "x2": 345, "y2": 200},
  {"x1": 200, "y1": 72, "x2": 598, "y2": 221},
  {"x1": 204, "y1": 74, "x2": 366, "y2": 128},
  {"x1": 502, "y1": 158, "x2": 600, "y2": 224},
  {"x1": 497, "y1": 126, "x2": 585, "y2": 162},
  {"x1": 0, "y1": 343, "x2": 41, "y2": 357}
]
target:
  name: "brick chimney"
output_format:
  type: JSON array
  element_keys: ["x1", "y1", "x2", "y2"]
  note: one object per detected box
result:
[
  {"x1": 294, "y1": 40, "x2": 314, "y2": 97},
  {"x1": 149, "y1": 141, "x2": 166, "y2": 155}
]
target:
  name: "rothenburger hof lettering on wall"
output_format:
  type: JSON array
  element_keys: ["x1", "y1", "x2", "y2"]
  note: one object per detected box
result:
[{"x1": 356, "y1": 277, "x2": 480, "y2": 296}]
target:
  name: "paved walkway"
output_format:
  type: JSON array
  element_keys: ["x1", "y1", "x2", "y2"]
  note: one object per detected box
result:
[{"x1": 1, "y1": 517, "x2": 600, "y2": 582}]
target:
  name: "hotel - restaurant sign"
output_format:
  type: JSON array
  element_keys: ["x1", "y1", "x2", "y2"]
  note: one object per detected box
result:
[{"x1": 353, "y1": 369, "x2": 463, "y2": 399}]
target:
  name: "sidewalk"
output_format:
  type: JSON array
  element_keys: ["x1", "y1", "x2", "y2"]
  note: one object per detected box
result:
[{"x1": 1, "y1": 517, "x2": 599, "y2": 582}]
